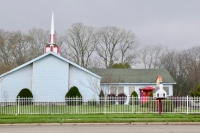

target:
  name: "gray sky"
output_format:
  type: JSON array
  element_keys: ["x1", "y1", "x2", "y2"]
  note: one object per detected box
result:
[{"x1": 1, "y1": 0, "x2": 200, "y2": 50}]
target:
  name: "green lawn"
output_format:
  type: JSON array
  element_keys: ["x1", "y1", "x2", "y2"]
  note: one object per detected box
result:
[
  {"x1": 0, "y1": 105, "x2": 150, "y2": 114},
  {"x1": 0, "y1": 114, "x2": 200, "y2": 124}
]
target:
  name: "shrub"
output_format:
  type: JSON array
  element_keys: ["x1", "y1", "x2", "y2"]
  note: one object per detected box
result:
[
  {"x1": 107, "y1": 93, "x2": 116, "y2": 104},
  {"x1": 149, "y1": 91, "x2": 153, "y2": 97},
  {"x1": 16, "y1": 88, "x2": 33, "y2": 105},
  {"x1": 190, "y1": 84, "x2": 200, "y2": 97},
  {"x1": 107, "y1": 93, "x2": 116, "y2": 97},
  {"x1": 129, "y1": 91, "x2": 139, "y2": 105},
  {"x1": 99, "y1": 90, "x2": 105, "y2": 97},
  {"x1": 117, "y1": 93, "x2": 127, "y2": 104},
  {"x1": 99, "y1": 90, "x2": 105, "y2": 106},
  {"x1": 65, "y1": 86, "x2": 82, "y2": 106},
  {"x1": 132, "y1": 91, "x2": 138, "y2": 97}
]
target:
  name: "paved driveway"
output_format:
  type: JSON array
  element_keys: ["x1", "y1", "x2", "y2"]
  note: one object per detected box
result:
[{"x1": 0, "y1": 124, "x2": 200, "y2": 133}]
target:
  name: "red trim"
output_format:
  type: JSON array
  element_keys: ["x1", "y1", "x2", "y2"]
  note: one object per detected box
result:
[
  {"x1": 54, "y1": 34, "x2": 55, "y2": 43},
  {"x1": 57, "y1": 46, "x2": 60, "y2": 54},
  {"x1": 49, "y1": 34, "x2": 55, "y2": 44},
  {"x1": 44, "y1": 45, "x2": 60, "y2": 54},
  {"x1": 50, "y1": 45, "x2": 53, "y2": 51}
]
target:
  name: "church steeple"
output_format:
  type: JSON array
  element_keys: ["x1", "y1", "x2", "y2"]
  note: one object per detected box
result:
[
  {"x1": 44, "y1": 11, "x2": 60, "y2": 55},
  {"x1": 49, "y1": 11, "x2": 55, "y2": 44}
]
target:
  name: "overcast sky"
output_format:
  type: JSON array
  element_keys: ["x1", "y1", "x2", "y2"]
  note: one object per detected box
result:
[{"x1": 1, "y1": 0, "x2": 200, "y2": 50}]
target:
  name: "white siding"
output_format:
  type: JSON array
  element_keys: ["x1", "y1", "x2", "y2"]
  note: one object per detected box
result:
[
  {"x1": 123, "y1": 86, "x2": 129, "y2": 104},
  {"x1": 53, "y1": 47, "x2": 58, "y2": 53},
  {"x1": 45, "y1": 47, "x2": 50, "y2": 52},
  {"x1": 165, "y1": 85, "x2": 173, "y2": 96},
  {"x1": 32, "y1": 55, "x2": 69, "y2": 102},
  {"x1": 105, "y1": 84, "x2": 174, "y2": 104},
  {"x1": 69, "y1": 65, "x2": 100, "y2": 102},
  {"x1": 0, "y1": 64, "x2": 32, "y2": 102}
]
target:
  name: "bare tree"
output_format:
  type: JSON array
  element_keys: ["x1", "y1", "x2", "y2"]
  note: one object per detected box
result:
[
  {"x1": 28, "y1": 28, "x2": 65, "y2": 58},
  {"x1": 87, "y1": 56, "x2": 104, "y2": 68},
  {"x1": 137, "y1": 44, "x2": 198, "y2": 96},
  {"x1": 119, "y1": 30, "x2": 139, "y2": 64},
  {"x1": 80, "y1": 73, "x2": 114, "y2": 97},
  {"x1": 138, "y1": 44, "x2": 167, "y2": 69},
  {"x1": 7, "y1": 31, "x2": 33, "y2": 65},
  {"x1": 180, "y1": 46, "x2": 200, "y2": 95},
  {"x1": 63, "y1": 23, "x2": 98, "y2": 68},
  {"x1": 185, "y1": 46, "x2": 200, "y2": 85},
  {"x1": 161, "y1": 50, "x2": 182, "y2": 96},
  {"x1": 28, "y1": 28, "x2": 49, "y2": 58},
  {"x1": 0, "y1": 30, "x2": 17, "y2": 73},
  {"x1": 2, "y1": 91, "x2": 8, "y2": 103},
  {"x1": 96, "y1": 26, "x2": 139, "y2": 68},
  {"x1": 160, "y1": 47, "x2": 200, "y2": 96}
]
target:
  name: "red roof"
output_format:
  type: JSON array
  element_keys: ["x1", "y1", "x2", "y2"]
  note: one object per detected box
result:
[{"x1": 139, "y1": 86, "x2": 155, "y2": 91}]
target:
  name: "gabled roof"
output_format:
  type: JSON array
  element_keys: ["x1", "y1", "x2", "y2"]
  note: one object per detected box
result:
[
  {"x1": 153, "y1": 87, "x2": 160, "y2": 93},
  {"x1": 140, "y1": 86, "x2": 155, "y2": 91},
  {"x1": 0, "y1": 52, "x2": 101, "y2": 79},
  {"x1": 88, "y1": 68, "x2": 176, "y2": 84},
  {"x1": 153, "y1": 87, "x2": 167, "y2": 94}
]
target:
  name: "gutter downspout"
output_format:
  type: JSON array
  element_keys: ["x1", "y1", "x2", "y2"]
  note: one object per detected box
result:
[
  {"x1": 0, "y1": 77, "x2": 3, "y2": 100},
  {"x1": 68, "y1": 64, "x2": 70, "y2": 91}
]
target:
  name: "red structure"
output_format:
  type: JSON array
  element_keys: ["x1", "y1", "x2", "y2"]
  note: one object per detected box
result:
[
  {"x1": 139, "y1": 86, "x2": 154, "y2": 103},
  {"x1": 44, "y1": 12, "x2": 60, "y2": 55}
]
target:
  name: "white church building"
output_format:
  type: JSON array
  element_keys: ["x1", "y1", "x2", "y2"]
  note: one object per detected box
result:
[{"x1": 0, "y1": 13, "x2": 101, "y2": 102}]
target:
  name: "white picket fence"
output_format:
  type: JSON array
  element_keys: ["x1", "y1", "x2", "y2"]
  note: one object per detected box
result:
[{"x1": 0, "y1": 96, "x2": 200, "y2": 114}]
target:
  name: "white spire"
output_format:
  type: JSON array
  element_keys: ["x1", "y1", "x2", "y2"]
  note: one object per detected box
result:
[
  {"x1": 44, "y1": 11, "x2": 60, "y2": 55},
  {"x1": 49, "y1": 11, "x2": 55, "y2": 44}
]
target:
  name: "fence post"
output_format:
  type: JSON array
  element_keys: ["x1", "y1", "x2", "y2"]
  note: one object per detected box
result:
[
  {"x1": 131, "y1": 96, "x2": 133, "y2": 113},
  {"x1": 17, "y1": 96, "x2": 20, "y2": 115},
  {"x1": 76, "y1": 96, "x2": 77, "y2": 114},
  {"x1": 104, "y1": 96, "x2": 106, "y2": 114},
  {"x1": 187, "y1": 95, "x2": 188, "y2": 114},
  {"x1": 47, "y1": 101, "x2": 49, "y2": 114}
]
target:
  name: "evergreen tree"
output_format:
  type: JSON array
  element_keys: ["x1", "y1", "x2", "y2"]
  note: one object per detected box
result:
[{"x1": 190, "y1": 84, "x2": 200, "y2": 97}]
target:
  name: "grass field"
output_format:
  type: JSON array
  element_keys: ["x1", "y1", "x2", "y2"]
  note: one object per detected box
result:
[
  {"x1": 0, "y1": 114, "x2": 200, "y2": 124},
  {"x1": 0, "y1": 105, "x2": 147, "y2": 114}
]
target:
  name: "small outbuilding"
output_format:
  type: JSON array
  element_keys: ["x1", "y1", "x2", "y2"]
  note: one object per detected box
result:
[
  {"x1": 153, "y1": 76, "x2": 167, "y2": 98},
  {"x1": 140, "y1": 86, "x2": 155, "y2": 103}
]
